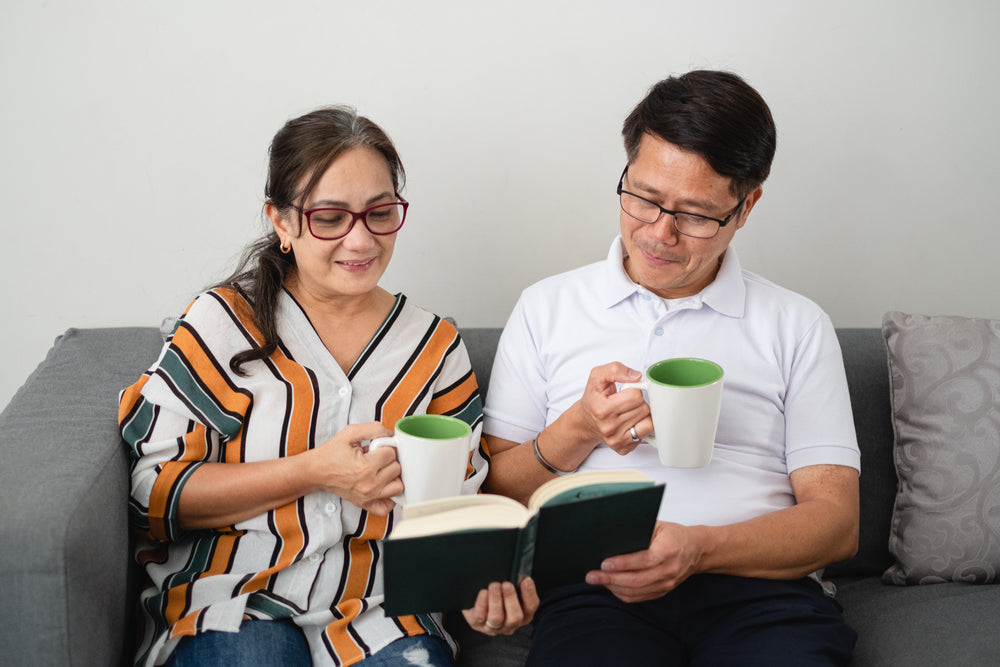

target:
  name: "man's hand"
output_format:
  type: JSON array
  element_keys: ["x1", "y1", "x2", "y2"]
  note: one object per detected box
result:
[
  {"x1": 585, "y1": 521, "x2": 701, "y2": 602},
  {"x1": 572, "y1": 362, "x2": 652, "y2": 455}
]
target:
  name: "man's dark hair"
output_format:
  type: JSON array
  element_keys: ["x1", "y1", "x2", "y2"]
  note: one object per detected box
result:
[{"x1": 622, "y1": 70, "x2": 776, "y2": 199}]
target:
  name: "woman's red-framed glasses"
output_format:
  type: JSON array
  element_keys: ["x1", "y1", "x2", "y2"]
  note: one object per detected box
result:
[{"x1": 297, "y1": 200, "x2": 408, "y2": 240}]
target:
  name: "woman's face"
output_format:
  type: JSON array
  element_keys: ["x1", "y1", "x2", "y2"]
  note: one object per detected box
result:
[{"x1": 269, "y1": 147, "x2": 400, "y2": 303}]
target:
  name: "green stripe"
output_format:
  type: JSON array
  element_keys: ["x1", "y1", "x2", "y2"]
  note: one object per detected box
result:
[
  {"x1": 121, "y1": 399, "x2": 157, "y2": 456},
  {"x1": 159, "y1": 348, "x2": 243, "y2": 438},
  {"x1": 447, "y1": 394, "x2": 483, "y2": 428},
  {"x1": 245, "y1": 591, "x2": 299, "y2": 620}
]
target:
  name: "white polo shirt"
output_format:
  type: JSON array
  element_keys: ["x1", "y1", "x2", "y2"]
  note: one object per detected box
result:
[{"x1": 484, "y1": 237, "x2": 860, "y2": 526}]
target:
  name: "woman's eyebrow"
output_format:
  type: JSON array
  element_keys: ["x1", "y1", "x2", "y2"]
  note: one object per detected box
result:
[{"x1": 308, "y1": 191, "x2": 395, "y2": 208}]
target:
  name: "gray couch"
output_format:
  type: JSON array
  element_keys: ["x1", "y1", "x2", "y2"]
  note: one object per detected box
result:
[{"x1": 2, "y1": 326, "x2": 998, "y2": 665}]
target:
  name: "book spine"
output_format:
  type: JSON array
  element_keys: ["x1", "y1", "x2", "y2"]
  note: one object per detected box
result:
[{"x1": 511, "y1": 514, "x2": 539, "y2": 583}]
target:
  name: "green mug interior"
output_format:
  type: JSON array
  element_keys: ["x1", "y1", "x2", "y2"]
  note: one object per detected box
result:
[
  {"x1": 646, "y1": 358, "x2": 723, "y2": 388},
  {"x1": 396, "y1": 414, "x2": 471, "y2": 440}
]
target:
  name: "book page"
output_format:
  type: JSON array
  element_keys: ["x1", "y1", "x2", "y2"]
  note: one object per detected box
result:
[
  {"x1": 527, "y1": 469, "x2": 652, "y2": 510},
  {"x1": 390, "y1": 495, "x2": 531, "y2": 539}
]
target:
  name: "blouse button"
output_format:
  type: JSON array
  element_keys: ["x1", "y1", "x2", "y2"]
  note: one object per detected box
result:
[
  {"x1": 338, "y1": 387, "x2": 349, "y2": 397},
  {"x1": 654, "y1": 327, "x2": 664, "y2": 336}
]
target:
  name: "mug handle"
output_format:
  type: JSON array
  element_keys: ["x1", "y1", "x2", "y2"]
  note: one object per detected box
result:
[
  {"x1": 368, "y1": 437, "x2": 406, "y2": 505},
  {"x1": 618, "y1": 380, "x2": 656, "y2": 445}
]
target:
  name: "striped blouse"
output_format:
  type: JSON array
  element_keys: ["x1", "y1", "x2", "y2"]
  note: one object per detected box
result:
[{"x1": 118, "y1": 286, "x2": 489, "y2": 667}]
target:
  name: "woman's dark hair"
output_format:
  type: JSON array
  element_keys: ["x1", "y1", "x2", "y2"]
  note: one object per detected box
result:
[
  {"x1": 622, "y1": 70, "x2": 776, "y2": 200},
  {"x1": 218, "y1": 106, "x2": 405, "y2": 375}
]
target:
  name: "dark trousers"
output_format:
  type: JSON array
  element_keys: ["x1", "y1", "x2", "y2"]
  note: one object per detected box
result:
[{"x1": 526, "y1": 574, "x2": 857, "y2": 667}]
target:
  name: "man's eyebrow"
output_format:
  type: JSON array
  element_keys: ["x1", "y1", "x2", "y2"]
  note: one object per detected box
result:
[{"x1": 627, "y1": 174, "x2": 719, "y2": 212}]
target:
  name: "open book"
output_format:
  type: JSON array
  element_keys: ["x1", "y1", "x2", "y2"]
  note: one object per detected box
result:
[{"x1": 382, "y1": 469, "x2": 664, "y2": 616}]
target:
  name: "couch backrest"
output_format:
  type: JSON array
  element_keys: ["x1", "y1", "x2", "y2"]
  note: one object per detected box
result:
[
  {"x1": 458, "y1": 326, "x2": 896, "y2": 580},
  {"x1": 828, "y1": 329, "x2": 896, "y2": 578}
]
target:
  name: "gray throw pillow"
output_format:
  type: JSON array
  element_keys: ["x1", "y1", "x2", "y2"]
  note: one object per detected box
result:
[{"x1": 882, "y1": 311, "x2": 1000, "y2": 585}]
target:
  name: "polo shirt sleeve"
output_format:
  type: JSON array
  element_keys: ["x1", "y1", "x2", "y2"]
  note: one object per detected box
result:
[
  {"x1": 482, "y1": 293, "x2": 550, "y2": 445},
  {"x1": 783, "y1": 313, "x2": 861, "y2": 473}
]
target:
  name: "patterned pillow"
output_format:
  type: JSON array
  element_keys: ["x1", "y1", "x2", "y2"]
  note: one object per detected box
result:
[{"x1": 882, "y1": 312, "x2": 1000, "y2": 584}]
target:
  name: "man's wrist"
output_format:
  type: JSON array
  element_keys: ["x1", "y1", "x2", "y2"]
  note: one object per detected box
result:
[{"x1": 532, "y1": 434, "x2": 576, "y2": 476}]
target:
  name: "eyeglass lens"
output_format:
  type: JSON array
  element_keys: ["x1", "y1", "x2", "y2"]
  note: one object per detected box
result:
[
  {"x1": 619, "y1": 192, "x2": 720, "y2": 239},
  {"x1": 308, "y1": 203, "x2": 406, "y2": 239}
]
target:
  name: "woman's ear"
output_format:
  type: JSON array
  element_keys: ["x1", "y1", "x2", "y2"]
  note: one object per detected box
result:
[{"x1": 266, "y1": 203, "x2": 294, "y2": 244}]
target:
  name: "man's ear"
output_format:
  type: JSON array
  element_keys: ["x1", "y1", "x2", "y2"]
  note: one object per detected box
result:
[{"x1": 735, "y1": 186, "x2": 764, "y2": 230}]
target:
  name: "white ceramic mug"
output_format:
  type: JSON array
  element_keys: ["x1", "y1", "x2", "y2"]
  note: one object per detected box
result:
[
  {"x1": 620, "y1": 357, "x2": 724, "y2": 468},
  {"x1": 369, "y1": 414, "x2": 473, "y2": 505}
]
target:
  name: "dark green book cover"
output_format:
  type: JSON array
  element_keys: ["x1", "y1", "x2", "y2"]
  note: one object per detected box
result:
[{"x1": 381, "y1": 482, "x2": 664, "y2": 616}]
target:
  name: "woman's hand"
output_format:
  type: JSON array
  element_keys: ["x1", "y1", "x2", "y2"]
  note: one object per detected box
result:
[
  {"x1": 461, "y1": 578, "x2": 539, "y2": 636},
  {"x1": 306, "y1": 422, "x2": 403, "y2": 516}
]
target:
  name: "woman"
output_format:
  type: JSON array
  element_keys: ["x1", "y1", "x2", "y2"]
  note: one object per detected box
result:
[{"x1": 119, "y1": 107, "x2": 536, "y2": 667}]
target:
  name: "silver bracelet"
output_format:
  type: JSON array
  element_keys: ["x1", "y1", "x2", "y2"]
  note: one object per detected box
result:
[{"x1": 532, "y1": 435, "x2": 574, "y2": 476}]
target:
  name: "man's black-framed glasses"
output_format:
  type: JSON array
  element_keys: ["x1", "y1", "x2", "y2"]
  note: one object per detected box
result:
[
  {"x1": 297, "y1": 199, "x2": 409, "y2": 240},
  {"x1": 617, "y1": 166, "x2": 744, "y2": 239}
]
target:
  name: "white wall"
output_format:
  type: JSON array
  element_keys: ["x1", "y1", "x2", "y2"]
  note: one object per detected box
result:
[{"x1": 3, "y1": 0, "x2": 999, "y2": 410}]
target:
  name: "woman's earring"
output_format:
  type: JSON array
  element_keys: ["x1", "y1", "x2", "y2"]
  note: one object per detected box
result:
[{"x1": 280, "y1": 240, "x2": 292, "y2": 254}]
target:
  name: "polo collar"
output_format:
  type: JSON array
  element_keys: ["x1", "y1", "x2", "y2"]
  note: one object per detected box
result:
[{"x1": 600, "y1": 236, "x2": 746, "y2": 318}]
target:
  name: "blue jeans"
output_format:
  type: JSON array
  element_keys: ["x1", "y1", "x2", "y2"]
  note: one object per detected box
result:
[
  {"x1": 357, "y1": 634, "x2": 455, "y2": 666},
  {"x1": 167, "y1": 620, "x2": 453, "y2": 667},
  {"x1": 167, "y1": 620, "x2": 310, "y2": 666}
]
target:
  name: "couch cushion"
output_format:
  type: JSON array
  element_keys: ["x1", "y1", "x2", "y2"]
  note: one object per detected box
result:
[
  {"x1": 881, "y1": 312, "x2": 1000, "y2": 584},
  {"x1": 837, "y1": 576, "x2": 1000, "y2": 665}
]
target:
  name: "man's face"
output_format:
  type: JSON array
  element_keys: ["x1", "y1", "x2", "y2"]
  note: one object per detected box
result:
[{"x1": 619, "y1": 133, "x2": 761, "y2": 298}]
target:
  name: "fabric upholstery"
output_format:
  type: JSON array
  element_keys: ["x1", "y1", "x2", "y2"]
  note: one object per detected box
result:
[
  {"x1": 881, "y1": 312, "x2": 1000, "y2": 584},
  {"x1": 824, "y1": 329, "x2": 897, "y2": 579},
  {"x1": 838, "y1": 576, "x2": 1000, "y2": 665},
  {"x1": 0, "y1": 327, "x2": 162, "y2": 666},
  {"x1": 5, "y1": 323, "x2": 1000, "y2": 666}
]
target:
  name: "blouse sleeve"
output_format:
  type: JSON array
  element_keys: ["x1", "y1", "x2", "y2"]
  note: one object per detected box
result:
[
  {"x1": 118, "y1": 292, "x2": 253, "y2": 542},
  {"x1": 425, "y1": 323, "x2": 490, "y2": 495}
]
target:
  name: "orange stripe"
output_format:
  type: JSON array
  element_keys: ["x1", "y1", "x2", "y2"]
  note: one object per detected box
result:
[
  {"x1": 171, "y1": 325, "x2": 252, "y2": 419},
  {"x1": 237, "y1": 345, "x2": 314, "y2": 594},
  {"x1": 427, "y1": 373, "x2": 478, "y2": 415},
  {"x1": 118, "y1": 374, "x2": 150, "y2": 422},
  {"x1": 211, "y1": 287, "x2": 266, "y2": 346},
  {"x1": 181, "y1": 423, "x2": 211, "y2": 462},
  {"x1": 170, "y1": 605, "x2": 199, "y2": 637},
  {"x1": 164, "y1": 582, "x2": 192, "y2": 630},
  {"x1": 324, "y1": 599, "x2": 366, "y2": 663},
  {"x1": 394, "y1": 614, "x2": 426, "y2": 635},
  {"x1": 380, "y1": 326, "x2": 457, "y2": 426},
  {"x1": 147, "y1": 461, "x2": 194, "y2": 541}
]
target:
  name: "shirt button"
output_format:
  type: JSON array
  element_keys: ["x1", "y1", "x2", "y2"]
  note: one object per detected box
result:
[
  {"x1": 641, "y1": 294, "x2": 651, "y2": 301},
  {"x1": 654, "y1": 327, "x2": 664, "y2": 336},
  {"x1": 325, "y1": 502, "x2": 338, "y2": 514},
  {"x1": 338, "y1": 387, "x2": 349, "y2": 396},
  {"x1": 309, "y1": 553, "x2": 321, "y2": 563}
]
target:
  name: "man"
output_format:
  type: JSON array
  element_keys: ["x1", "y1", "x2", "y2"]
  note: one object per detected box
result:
[{"x1": 482, "y1": 70, "x2": 860, "y2": 665}]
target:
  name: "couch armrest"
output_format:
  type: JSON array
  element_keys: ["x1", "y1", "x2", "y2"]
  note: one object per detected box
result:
[{"x1": 0, "y1": 327, "x2": 163, "y2": 666}]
